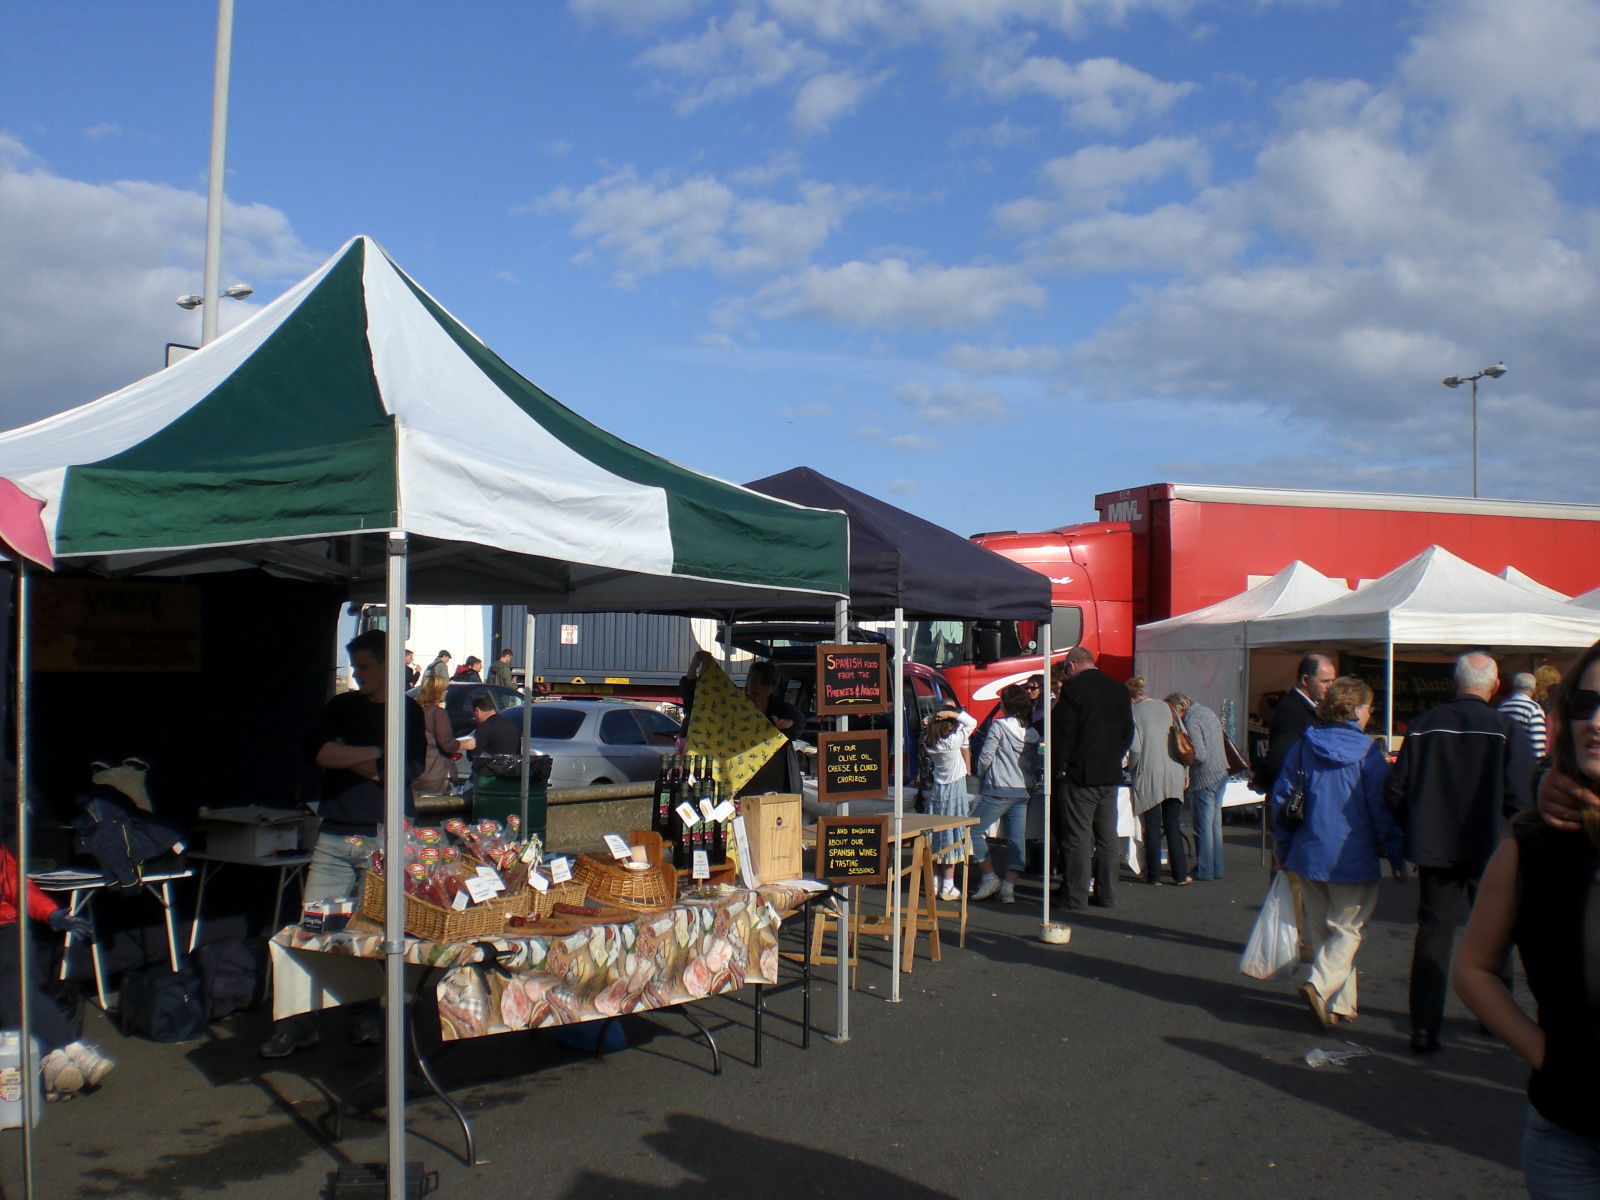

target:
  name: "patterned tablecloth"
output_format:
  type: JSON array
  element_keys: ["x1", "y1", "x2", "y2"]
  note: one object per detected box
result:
[{"x1": 269, "y1": 882, "x2": 819, "y2": 1041}]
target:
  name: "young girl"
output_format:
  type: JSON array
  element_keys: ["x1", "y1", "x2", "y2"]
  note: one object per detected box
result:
[
  {"x1": 1455, "y1": 640, "x2": 1600, "y2": 1197},
  {"x1": 921, "y1": 705, "x2": 977, "y2": 902}
]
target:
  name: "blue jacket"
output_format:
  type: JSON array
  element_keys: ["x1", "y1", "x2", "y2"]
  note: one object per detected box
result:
[{"x1": 1271, "y1": 721, "x2": 1405, "y2": 883}]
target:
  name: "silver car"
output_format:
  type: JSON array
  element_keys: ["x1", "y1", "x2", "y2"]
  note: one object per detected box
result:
[{"x1": 493, "y1": 699, "x2": 680, "y2": 789}]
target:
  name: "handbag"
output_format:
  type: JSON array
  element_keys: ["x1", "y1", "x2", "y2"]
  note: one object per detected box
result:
[
  {"x1": 1223, "y1": 734, "x2": 1251, "y2": 776},
  {"x1": 1280, "y1": 768, "x2": 1307, "y2": 828},
  {"x1": 1168, "y1": 705, "x2": 1195, "y2": 766}
]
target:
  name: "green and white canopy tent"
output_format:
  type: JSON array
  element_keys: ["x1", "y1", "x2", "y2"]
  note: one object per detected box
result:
[
  {"x1": 0, "y1": 235, "x2": 848, "y2": 610},
  {"x1": 0, "y1": 235, "x2": 848, "y2": 1173}
]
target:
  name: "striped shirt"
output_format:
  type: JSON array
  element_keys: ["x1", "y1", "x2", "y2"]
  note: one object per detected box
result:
[{"x1": 1498, "y1": 692, "x2": 1547, "y2": 759}]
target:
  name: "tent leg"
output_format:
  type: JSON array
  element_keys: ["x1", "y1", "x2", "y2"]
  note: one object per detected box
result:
[
  {"x1": 16, "y1": 563, "x2": 37, "y2": 1196},
  {"x1": 519, "y1": 612, "x2": 535, "y2": 831},
  {"x1": 382, "y1": 534, "x2": 410, "y2": 1198},
  {"x1": 1039, "y1": 624, "x2": 1052, "y2": 936},
  {"x1": 890, "y1": 607, "x2": 905, "y2": 1002},
  {"x1": 831, "y1": 599, "x2": 851, "y2": 1043}
]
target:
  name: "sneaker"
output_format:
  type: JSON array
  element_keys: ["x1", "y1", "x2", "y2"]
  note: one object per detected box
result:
[
  {"x1": 41, "y1": 1049, "x2": 84, "y2": 1095},
  {"x1": 63, "y1": 1041, "x2": 114, "y2": 1088},
  {"x1": 971, "y1": 876, "x2": 1002, "y2": 901},
  {"x1": 998, "y1": 881, "x2": 1016, "y2": 904},
  {"x1": 259, "y1": 1022, "x2": 321, "y2": 1059},
  {"x1": 937, "y1": 883, "x2": 961, "y2": 902}
]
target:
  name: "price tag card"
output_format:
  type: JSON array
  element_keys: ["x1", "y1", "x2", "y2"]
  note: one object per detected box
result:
[
  {"x1": 698, "y1": 798, "x2": 715, "y2": 820},
  {"x1": 602, "y1": 833, "x2": 632, "y2": 860},
  {"x1": 452, "y1": 891, "x2": 470, "y2": 911},
  {"x1": 547, "y1": 856, "x2": 573, "y2": 884},
  {"x1": 527, "y1": 869, "x2": 550, "y2": 893},
  {"x1": 474, "y1": 865, "x2": 506, "y2": 892},
  {"x1": 692, "y1": 850, "x2": 711, "y2": 880},
  {"x1": 464, "y1": 875, "x2": 499, "y2": 904},
  {"x1": 675, "y1": 802, "x2": 700, "y2": 828},
  {"x1": 710, "y1": 799, "x2": 736, "y2": 823}
]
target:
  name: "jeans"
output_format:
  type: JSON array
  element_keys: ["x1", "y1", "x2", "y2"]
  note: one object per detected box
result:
[
  {"x1": 304, "y1": 831, "x2": 378, "y2": 903},
  {"x1": 1523, "y1": 1106, "x2": 1600, "y2": 1199},
  {"x1": 1139, "y1": 798, "x2": 1188, "y2": 883},
  {"x1": 968, "y1": 790, "x2": 1029, "y2": 874},
  {"x1": 1188, "y1": 779, "x2": 1225, "y2": 880},
  {"x1": 1063, "y1": 783, "x2": 1120, "y2": 909}
]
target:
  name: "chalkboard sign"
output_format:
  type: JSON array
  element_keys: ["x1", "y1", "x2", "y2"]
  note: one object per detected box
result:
[
  {"x1": 815, "y1": 730, "x2": 890, "y2": 802},
  {"x1": 815, "y1": 644, "x2": 889, "y2": 716},
  {"x1": 815, "y1": 815, "x2": 890, "y2": 886}
]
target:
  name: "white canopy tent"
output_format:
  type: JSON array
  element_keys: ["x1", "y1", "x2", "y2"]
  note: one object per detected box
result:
[
  {"x1": 1569, "y1": 585, "x2": 1600, "y2": 610},
  {"x1": 1248, "y1": 546, "x2": 1600, "y2": 739},
  {"x1": 1134, "y1": 561, "x2": 1349, "y2": 734},
  {"x1": 1500, "y1": 565, "x2": 1570, "y2": 602}
]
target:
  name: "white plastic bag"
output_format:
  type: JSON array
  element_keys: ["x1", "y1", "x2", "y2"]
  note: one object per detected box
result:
[{"x1": 1239, "y1": 871, "x2": 1299, "y2": 980}]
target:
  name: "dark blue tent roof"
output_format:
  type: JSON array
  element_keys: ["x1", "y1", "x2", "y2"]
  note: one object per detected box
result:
[{"x1": 745, "y1": 467, "x2": 1050, "y2": 621}]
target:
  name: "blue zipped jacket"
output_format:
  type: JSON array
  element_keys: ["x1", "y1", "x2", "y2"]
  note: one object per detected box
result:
[{"x1": 1271, "y1": 721, "x2": 1405, "y2": 883}]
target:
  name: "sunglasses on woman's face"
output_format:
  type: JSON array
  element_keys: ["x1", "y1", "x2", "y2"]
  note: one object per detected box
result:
[{"x1": 1568, "y1": 689, "x2": 1600, "y2": 721}]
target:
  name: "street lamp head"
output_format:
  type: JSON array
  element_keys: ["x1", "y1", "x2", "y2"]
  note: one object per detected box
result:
[
  {"x1": 1482, "y1": 361, "x2": 1507, "y2": 379},
  {"x1": 222, "y1": 282, "x2": 254, "y2": 300},
  {"x1": 176, "y1": 294, "x2": 204, "y2": 310},
  {"x1": 1442, "y1": 376, "x2": 1463, "y2": 388}
]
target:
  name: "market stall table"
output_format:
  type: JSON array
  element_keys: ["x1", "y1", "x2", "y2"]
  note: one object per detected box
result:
[
  {"x1": 268, "y1": 881, "x2": 820, "y2": 1163},
  {"x1": 187, "y1": 849, "x2": 311, "y2": 954}
]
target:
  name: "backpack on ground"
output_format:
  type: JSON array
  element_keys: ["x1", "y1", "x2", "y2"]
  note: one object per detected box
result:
[
  {"x1": 193, "y1": 938, "x2": 268, "y2": 1021},
  {"x1": 119, "y1": 964, "x2": 207, "y2": 1042}
]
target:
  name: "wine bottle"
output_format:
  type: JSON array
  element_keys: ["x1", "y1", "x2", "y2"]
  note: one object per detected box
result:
[{"x1": 653, "y1": 754, "x2": 673, "y2": 836}]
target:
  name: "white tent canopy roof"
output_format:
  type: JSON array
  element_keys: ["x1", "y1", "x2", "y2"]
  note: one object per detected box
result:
[
  {"x1": 1500, "y1": 565, "x2": 1569, "y2": 602},
  {"x1": 1569, "y1": 585, "x2": 1600, "y2": 611},
  {"x1": 1249, "y1": 545, "x2": 1600, "y2": 650},
  {"x1": 1137, "y1": 561, "x2": 1350, "y2": 652}
]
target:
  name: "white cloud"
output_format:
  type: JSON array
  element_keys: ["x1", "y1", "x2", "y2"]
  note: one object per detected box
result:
[
  {"x1": 895, "y1": 379, "x2": 1009, "y2": 422},
  {"x1": 83, "y1": 122, "x2": 121, "y2": 141},
  {"x1": 943, "y1": 342, "x2": 1062, "y2": 373},
  {"x1": 885, "y1": 477, "x2": 922, "y2": 494},
  {"x1": 885, "y1": 432, "x2": 937, "y2": 451},
  {"x1": 792, "y1": 69, "x2": 884, "y2": 135},
  {"x1": 973, "y1": 45, "x2": 1196, "y2": 130},
  {"x1": 539, "y1": 167, "x2": 866, "y2": 285},
  {"x1": 568, "y1": 0, "x2": 704, "y2": 33},
  {"x1": 748, "y1": 258, "x2": 1045, "y2": 329},
  {"x1": 636, "y1": 10, "x2": 827, "y2": 114},
  {"x1": 0, "y1": 135, "x2": 321, "y2": 428}
]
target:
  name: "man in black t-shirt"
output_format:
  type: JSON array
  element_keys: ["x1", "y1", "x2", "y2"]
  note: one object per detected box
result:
[
  {"x1": 468, "y1": 692, "x2": 523, "y2": 758},
  {"x1": 259, "y1": 629, "x2": 424, "y2": 1059}
]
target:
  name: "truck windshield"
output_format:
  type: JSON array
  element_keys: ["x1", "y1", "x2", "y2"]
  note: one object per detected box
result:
[{"x1": 905, "y1": 609, "x2": 1083, "y2": 668}]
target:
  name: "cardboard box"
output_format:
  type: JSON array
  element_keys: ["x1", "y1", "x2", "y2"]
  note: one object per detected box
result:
[
  {"x1": 301, "y1": 896, "x2": 355, "y2": 933},
  {"x1": 198, "y1": 806, "x2": 316, "y2": 859},
  {"x1": 738, "y1": 793, "x2": 804, "y2": 882}
]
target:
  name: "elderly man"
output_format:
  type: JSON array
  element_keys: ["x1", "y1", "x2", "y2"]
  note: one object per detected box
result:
[
  {"x1": 1498, "y1": 671, "x2": 1547, "y2": 760},
  {"x1": 1387, "y1": 652, "x2": 1532, "y2": 1053},
  {"x1": 1051, "y1": 646, "x2": 1135, "y2": 910}
]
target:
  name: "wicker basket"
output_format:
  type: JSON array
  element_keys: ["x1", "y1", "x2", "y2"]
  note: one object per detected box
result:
[
  {"x1": 573, "y1": 853, "x2": 677, "y2": 911},
  {"x1": 514, "y1": 878, "x2": 589, "y2": 919},
  {"x1": 361, "y1": 870, "x2": 509, "y2": 942}
]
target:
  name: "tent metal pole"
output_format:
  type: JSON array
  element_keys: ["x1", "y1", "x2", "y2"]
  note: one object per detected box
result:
[
  {"x1": 1386, "y1": 638, "x2": 1395, "y2": 747},
  {"x1": 831, "y1": 598, "x2": 850, "y2": 1043},
  {"x1": 889, "y1": 607, "x2": 905, "y2": 1003},
  {"x1": 1039, "y1": 623, "x2": 1052, "y2": 935},
  {"x1": 519, "y1": 611, "x2": 535, "y2": 832},
  {"x1": 15, "y1": 563, "x2": 36, "y2": 1195},
  {"x1": 382, "y1": 533, "x2": 409, "y2": 1196}
]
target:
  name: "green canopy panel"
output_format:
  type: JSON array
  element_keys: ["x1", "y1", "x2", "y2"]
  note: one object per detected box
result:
[{"x1": 0, "y1": 237, "x2": 848, "y2": 612}]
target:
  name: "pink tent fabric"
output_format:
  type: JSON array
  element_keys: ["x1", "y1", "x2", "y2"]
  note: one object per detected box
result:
[{"x1": 0, "y1": 477, "x2": 53, "y2": 570}]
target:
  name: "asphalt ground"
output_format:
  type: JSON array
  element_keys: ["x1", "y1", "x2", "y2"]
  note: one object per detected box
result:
[{"x1": 2, "y1": 823, "x2": 1528, "y2": 1199}]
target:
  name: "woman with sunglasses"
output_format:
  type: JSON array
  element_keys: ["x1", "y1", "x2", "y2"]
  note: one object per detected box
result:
[{"x1": 1455, "y1": 643, "x2": 1600, "y2": 1198}]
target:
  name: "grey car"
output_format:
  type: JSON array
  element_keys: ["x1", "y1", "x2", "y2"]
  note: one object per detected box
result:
[{"x1": 493, "y1": 699, "x2": 680, "y2": 789}]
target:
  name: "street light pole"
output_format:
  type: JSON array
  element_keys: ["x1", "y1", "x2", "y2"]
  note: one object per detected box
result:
[
  {"x1": 201, "y1": 0, "x2": 235, "y2": 346},
  {"x1": 1441, "y1": 361, "x2": 1507, "y2": 498}
]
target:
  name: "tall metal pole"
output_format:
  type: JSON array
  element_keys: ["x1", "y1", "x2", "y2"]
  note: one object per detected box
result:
[
  {"x1": 1039, "y1": 624, "x2": 1052, "y2": 936},
  {"x1": 1470, "y1": 375, "x2": 1479, "y2": 499},
  {"x1": 382, "y1": 533, "x2": 409, "y2": 1198},
  {"x1": 519, "y1": 612, "x2": 535, "y2": 832},
  {"x1": 201, "y1": 0, "x2": 234, "y2": 346},
  {"x1": 15, "y1": 564, "x2": 36, "y2": 1196}
]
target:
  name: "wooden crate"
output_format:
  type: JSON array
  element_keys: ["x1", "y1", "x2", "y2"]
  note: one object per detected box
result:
[{"x1": 739, "y1": 793, "x2": 805, "y2": 882}]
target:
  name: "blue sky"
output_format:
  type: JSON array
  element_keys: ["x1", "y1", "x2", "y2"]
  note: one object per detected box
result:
[{"x1": 4, "y1": 0, "x2": 1599, "y2": 537}]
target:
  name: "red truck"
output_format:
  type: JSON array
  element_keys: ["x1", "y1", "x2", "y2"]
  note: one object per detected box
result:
[{"x1": 909, "y1": 482, "x2": 1600, "y2": 710}]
